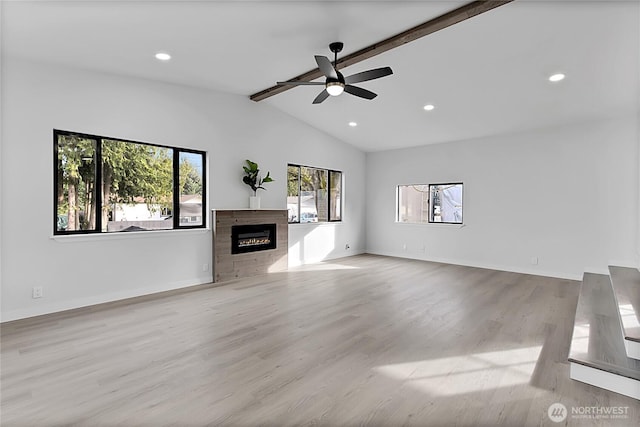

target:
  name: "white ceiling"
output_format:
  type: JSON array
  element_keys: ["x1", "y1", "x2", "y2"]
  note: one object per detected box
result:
[{"x1": 3, "y1": 0, "x2": 639, "y2": 152}]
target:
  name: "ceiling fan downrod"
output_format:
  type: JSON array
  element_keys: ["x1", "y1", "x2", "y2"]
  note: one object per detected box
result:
[{"x1": 329, "y1": 42, "x2": 343, "y2": 68}]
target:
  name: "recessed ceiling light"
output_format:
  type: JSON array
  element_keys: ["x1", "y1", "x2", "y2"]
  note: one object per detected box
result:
[
  {"x1": 155, "y1": 52, "x2": 171, "y2": 61},
  {"x1": 348, "y1": 122, "x2": 358, "y2": 127},
  {"x1": 548, "y1": 73, "x2": 565, "y2": 82},
  {"x1": 423, "y1": 104, "x2": 435, "y2": 111}
]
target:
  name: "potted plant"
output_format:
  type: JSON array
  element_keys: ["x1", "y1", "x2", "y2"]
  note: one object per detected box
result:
[{"x1": 242, "y1": 159, "x2": 273, "y2": 209}]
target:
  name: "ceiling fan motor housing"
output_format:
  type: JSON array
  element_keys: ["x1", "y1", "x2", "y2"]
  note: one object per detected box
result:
[
  {"x1": 329, "y1": 42, "x2": 344, "y2": 54},
  {"x1": 327, "y1": 71, "x2": 345, "y2": 85}
]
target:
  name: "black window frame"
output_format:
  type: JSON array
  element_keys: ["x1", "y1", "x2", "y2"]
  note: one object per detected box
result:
[
  {"x1": 287, "y1": 163, "x2": 342, "y2": 224},
  {"x1": 53, "y1": 129, "x2": 206, "y2": 235}
]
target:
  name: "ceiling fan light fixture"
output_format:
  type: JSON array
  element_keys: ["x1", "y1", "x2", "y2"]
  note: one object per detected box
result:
[{"x1": 326, "y1": 81, "x2": 345, "y2": 96}]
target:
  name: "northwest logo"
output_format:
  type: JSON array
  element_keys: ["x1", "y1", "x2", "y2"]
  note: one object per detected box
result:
[{"x1": 548, "y1": 403, "x2": 568, "y2": 423}]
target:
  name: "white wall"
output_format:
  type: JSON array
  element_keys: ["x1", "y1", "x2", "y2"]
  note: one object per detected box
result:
[
  {"x1": 637, "y1": 3, "x2": 640, "y2": 270},
  {"x1": 366, "y1": 118, "x2": 639, "y2": 280},
  {"x1": 637, "y1": 0, "x2": 640, "y2": 270},
  {"x1": 637, "y1": 113, "x2": 640, "y2": 269},
  {"x1": 0, "y1": 2, "x2": 4, "y2": 318},
  {"x1": 0, "y1": 58, "x2": 365, "y2": 321}
]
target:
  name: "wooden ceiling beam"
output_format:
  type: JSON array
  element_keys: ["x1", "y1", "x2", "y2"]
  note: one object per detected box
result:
[{"x1": 249, "y1": 0, "x2": 514, "y2": 102}]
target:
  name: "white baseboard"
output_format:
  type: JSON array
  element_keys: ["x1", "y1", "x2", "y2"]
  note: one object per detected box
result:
[
  {"x1": 1, "y1": 275, "x2": 213, "y2": 323},
  {"x1": 288, "y1": 248, "x2": 365, "y2": 267},
  {"x1": 583, "y1": 266, "x2": 610, "y2": 276},
  {"x1": 570, "y1": 362, "x2": 640, "y2": 400},
  {"x1": 365, "y1": 249, "x2": 582, "y2": 281},
  {"x1": 608, "y1": 259, "x2": 640, "y2": 269}
]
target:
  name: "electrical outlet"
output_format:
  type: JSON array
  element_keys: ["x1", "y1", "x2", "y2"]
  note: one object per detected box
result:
[
  {"x1": 531, "y1": 257, "x2": 539, "y2": 265},
  {"x1": 202, "y1": 263, "x2": 209, "y2": 272},
  {"x1": 345, "y1": 243, "x2": 350, "y2": 250},
  {"x1": 32, "y1": 286, "x2": 43, "y2": 299}
]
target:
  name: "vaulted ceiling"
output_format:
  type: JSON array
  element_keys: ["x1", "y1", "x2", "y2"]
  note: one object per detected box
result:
[{"x1": 3, "y1": 0, "x2": 638, "y2": 151}]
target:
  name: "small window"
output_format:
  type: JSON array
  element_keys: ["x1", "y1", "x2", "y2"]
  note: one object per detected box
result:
[
  {"x1": 287, "y1": 164, "x2": 342, "y2": 224},
  {"x1": 396, "y1": 183, "x2": 463, "y2": 224},
  {"x1": 429, "y1": 183, "x2": 463, "y2": 224},
  {"x1": 397, "y1": 185, "x2": 429, "y2": 224}
]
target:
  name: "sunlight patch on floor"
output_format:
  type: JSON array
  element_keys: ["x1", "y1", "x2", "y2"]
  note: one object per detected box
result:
[
  {"x1": 571, "y1": 323, "x2": 591, "y2": 354},
  {"x1": 295, "y1": 263, "x2": 361, "y2": 272},
  {"x1": 619, "y1": 304, "x2": 640, "y2": 330},
  {"x1": 374, "y1": 345, "x2": 542, "y2": 397}
]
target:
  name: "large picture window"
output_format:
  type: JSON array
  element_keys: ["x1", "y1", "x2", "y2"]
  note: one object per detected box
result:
[
  {"x1": 397, "y1": 182, "x2": 463, "y2": 224},
  {"x1": 54, "y1": 130, "x2": 205, "y2": 234},
  {"x1": 287, "y1": 164, "x2": 342, "y2": 224}
]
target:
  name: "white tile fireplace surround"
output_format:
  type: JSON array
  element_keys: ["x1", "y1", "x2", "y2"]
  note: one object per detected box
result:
[{"x1": 211, "y1": 209, "x2": 288, "y2": 282}]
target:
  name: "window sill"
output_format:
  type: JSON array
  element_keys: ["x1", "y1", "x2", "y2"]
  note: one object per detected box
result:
[
  {"x1": 395, "y1": 222, "x2": 465, "y2": 229},
  {"x1": 51, "y1": 227, "x2": 210, "y2": 243},
  {"x1": 288, "y1": 221, "x2": 344, "y2": 227}
]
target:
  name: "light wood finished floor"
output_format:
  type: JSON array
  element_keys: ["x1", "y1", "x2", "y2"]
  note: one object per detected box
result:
[{"x1": 1, "y1": 255, "x2": 638, "y2": 426}]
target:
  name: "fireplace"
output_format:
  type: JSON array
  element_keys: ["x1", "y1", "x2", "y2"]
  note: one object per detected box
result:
[
  {"x1": 213, "y1": 210, "x2": 287, "y2": 282},
  {"x1": 231, "y1": 223, "x2": 277, "y2": 254}
]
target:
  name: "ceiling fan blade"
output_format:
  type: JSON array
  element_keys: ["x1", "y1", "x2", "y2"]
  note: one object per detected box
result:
[
  {"x1": 277, "y1": 81, "x2": 324, "y2": 86},
  {"x1": 344, "y1": 67, "x2": 393, "y2": 84},
  {"x1": 315, "y1": 55, "x2": 337, "y2": 79},
  {"x1": 344, "y1": 85, "x2": 377, "y2": 100},
  {"x1": 312, "y1": 89, "x2": 330, "y2": 104}
]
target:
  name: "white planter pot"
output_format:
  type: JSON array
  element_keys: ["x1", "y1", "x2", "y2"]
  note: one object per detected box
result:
[{"x1": 249, "y1": 196, "x2": 261, "y2": 209}]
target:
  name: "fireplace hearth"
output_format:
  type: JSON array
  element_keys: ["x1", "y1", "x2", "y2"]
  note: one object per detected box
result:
[{"x1": 231, "y1": 223, "x2": 277, "y2": 254}]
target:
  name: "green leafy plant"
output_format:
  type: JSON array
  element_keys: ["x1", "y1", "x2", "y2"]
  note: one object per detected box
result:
[{"x1": 242, "y1": 159, "x2": 273, "y2": 195}]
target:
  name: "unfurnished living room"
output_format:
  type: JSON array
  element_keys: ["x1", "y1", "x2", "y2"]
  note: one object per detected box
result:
[{"x1": 1, "y1": 1, "x2": 639, "y2": 426}]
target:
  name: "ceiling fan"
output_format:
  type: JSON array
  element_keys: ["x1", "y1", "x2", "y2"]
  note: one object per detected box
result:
[{"x1": 277, "y1": 42, "x2": 393, "y2": 104}]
